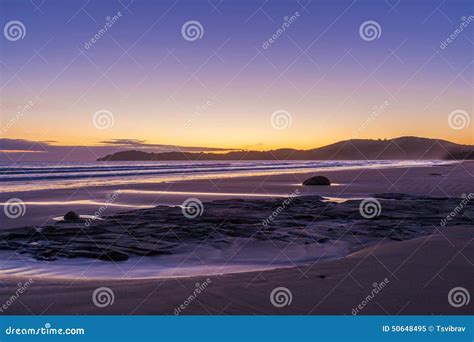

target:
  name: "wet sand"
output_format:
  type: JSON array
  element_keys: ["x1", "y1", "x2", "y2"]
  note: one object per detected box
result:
[
  {"x1": 0, "y1": 161, "x2": 472, "y2": 314},
  {"x1": 1, "y1": 161, "x2": 472, "y2": 229},
  {"x1": 0, "y1": 227, "x2": 472, "y2": 315}
]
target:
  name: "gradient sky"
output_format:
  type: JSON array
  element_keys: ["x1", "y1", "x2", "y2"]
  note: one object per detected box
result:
[{"x1": 0, "y1": 0, "x2": 472, "y2": 160}]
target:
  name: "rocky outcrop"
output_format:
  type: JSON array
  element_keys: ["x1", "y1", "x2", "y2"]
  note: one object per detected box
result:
[{"x1": 0, "y1": 194, "x2": 471, "y2": 262}]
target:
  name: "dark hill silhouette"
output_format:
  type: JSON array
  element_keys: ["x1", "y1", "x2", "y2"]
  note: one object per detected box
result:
[{"x1": 97, "y1": 137, "x2": 473, "y2": 161}]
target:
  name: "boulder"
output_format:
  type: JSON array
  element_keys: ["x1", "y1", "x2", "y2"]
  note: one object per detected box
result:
[
  {"x1": 303, "y1": 176, "x2": 331, "y2": 186},
  {"x1": 64, "y1": 211, "x2": 81, "y2": 221}
]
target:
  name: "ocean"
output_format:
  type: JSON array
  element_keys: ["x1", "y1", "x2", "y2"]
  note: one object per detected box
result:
[{"x1": 0, "y1": 160, "x2": 452, "y2": 193}]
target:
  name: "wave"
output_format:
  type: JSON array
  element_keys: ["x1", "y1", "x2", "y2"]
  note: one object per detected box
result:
[{"x1": 0, "y1": 160, "x2": 455, "y2": 193}]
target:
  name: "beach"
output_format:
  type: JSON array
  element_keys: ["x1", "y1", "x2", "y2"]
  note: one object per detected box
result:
[
  {"x1": 0, "y1": 160, "x2": 468, "y2": 229},
  {"x1": 0, "y1": 227, "x2": 472, "y2": 315},
  {"x1": 2, "y1": 3, "x2": 473, "y2": 340},
  {"x1": 0, "y1": 161, "x2": 472, "y2": 314}
]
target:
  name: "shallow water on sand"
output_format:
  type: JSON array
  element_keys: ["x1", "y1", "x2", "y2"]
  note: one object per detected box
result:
[
  {"x1": 0, "y1": 161, "x2": 467, "y2": 280},
  {"x1": 0, "y1": 160, "x2": 454, "y2": 193},
  {"x1": 0, "y1": 239, "x2": 351, "y2": 280}
]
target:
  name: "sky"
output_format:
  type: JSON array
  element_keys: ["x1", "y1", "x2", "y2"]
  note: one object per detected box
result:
[{"x1": 0, "y1": 0, "x2": 473, "y2": 161}]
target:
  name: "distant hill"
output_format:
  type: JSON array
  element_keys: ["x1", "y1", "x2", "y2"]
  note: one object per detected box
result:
[{"x1": 97, "y1": 137, "x2": 474, "y2": 161}]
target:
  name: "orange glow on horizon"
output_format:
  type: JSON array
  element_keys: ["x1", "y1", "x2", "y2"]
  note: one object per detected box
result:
[{"x1": 2, "y1": 133, "x2": 472, "y2": 152}]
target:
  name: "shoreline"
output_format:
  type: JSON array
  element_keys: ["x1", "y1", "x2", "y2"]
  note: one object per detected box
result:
[
  {"x1": 0, "y1": 227, "x2": 471, "y2": 315},
  {"x1": 0, "y1": 162, "x2": 472, "y2": 314},
  {"x1": 1, "y1": 159, "x2": 460, "y2": 194},
  {"x1": 1, "y1": 161, "x2": 472, "y2": 230}
]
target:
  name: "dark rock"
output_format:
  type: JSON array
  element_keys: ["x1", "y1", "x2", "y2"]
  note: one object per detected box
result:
[
  {"x1": 98, "y1": 250, "x2": 129, "y2": 262},
  {"x1": 34, "y1": 249, "x2": 60, "y2": 261},
  {"x1": 64, "y1": 211, "x2": 81, "y2": 221},
  {"x1": 0, "y1": 194, "x2": 472, "y2": 263},
  {"x1": 303, "y1": 176, "x2": 331, "y2": 186}
]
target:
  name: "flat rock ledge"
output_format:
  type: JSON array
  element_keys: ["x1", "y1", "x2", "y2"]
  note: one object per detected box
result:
[{"x1": 0, "y1": 194, "x2": 472, "y2": 262}]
